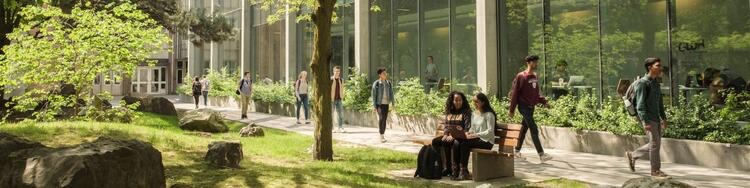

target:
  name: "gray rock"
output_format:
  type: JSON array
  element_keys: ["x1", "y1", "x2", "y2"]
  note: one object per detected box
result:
[
  {"x1": 0, "y1": 134, "x2": 165, "y2": 188},
  {"x1": 621, "y1": 177, "x2": 695, "y2": 188},
  {"x1": 179, "y1": 109, "x2": 229, "y2": 133},
  {"x1": 122, "y1": 96, "x2": 177, "y2": 116},
  {"x1": 205, "y1": 141, "x2": 243, "y2": 168},
  {"x1": 239, "y1": 123, "x2": 264, "y2": 137}
]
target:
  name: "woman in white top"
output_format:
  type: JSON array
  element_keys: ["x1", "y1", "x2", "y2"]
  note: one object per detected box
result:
[
  {"x1": 457, "y1": 93, "x2": 497, "y2": 180},
  {"x1": 295, "y1": 71, "x2": 310, "y2": 124}
]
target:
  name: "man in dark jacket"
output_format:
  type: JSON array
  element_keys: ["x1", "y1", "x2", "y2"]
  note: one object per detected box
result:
[
  {"x1": 509, "y1": 55, "x2": 553, "y2": 163},
  {"x1": 625, "y1": 57, "x2": 669, "y2": 177}
]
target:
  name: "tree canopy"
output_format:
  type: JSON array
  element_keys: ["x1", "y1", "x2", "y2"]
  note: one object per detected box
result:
[{"x1": 0, "y1": 2, "x2": 170, "y2": 121}]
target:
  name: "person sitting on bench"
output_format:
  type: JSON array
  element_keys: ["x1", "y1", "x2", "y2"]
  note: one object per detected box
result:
[
  {"x1": 456, "y1": 93, "x2": 497, "y2": 180},
  {"x1": 431, "y1": 91, "x2": 472, "y2": 180}
]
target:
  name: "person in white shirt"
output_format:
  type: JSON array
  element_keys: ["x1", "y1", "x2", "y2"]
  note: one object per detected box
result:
[
  {"x1": 200, "y1": 75, "x2": 210, "y2": 107},
  {"x1": 457, "y1": 93, "x2": 497, "y2": 180},
  {"x1": 295, "y1": 71, "x2": 310, "y2": 124}
]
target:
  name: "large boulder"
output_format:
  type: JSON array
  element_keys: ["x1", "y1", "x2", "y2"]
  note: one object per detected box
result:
[
  {"x1": 0, "y1": 134, "x2": 165, "y2": 188},
  {"x1": 621, "y1": 177, "x2": 695, "y2": 188},
  {"x1": 205, "y1": 141, "x2": 244, "y2": 168},
  {"x1": 122, "y1": 96, "x2": 177, "y2": 116},
  {"x1": 144, "y1": 97, "x2": 178, "y2": 116},
  {"x1": 239, "y1": 123, "x2": 264, "y2": 137},
  {"x1": 179, "y1": 109, "x2": 229, "y2": 133}
]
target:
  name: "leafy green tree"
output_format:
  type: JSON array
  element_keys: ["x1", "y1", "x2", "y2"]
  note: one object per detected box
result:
[
  {"x1": 0, "y1": 0, "x2": 234, "y2": 55},
  {"x1": 0, "y1": 2, "x2": 170, "y2": 121}
]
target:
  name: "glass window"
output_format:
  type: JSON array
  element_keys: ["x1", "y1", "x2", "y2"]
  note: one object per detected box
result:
[
  {"x1": 393, "y1": 1, "x2": 419, "y2": 82},
  {"x1": 545, "y1": 0, "x2": 600, "y2": 99},
  {"x1": 420, "y1": 1, "x2": 450, "y2": 90},
  {"x1": 498, "y1": 0, "x2": 544, "y2": 96},
  {"x1": 601, "y1": 0, "x2": 669, "y2": 98},
  {"x1": 252, "y1": 6, "x2": 286, "y2": 82},
  {"x1": 672, "y1": 0, "x2": 750, "y2": 104},
  {"x1": 452, "y1": 0, "x2": 477, "y2": 94},
  {"x1": 369, "y1": 0, "x2": 393, "y2": 81}
]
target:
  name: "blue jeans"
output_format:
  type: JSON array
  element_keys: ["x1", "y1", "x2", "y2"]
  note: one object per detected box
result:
[
  {"x1": 296, "y1": 94, "x2": 309, "y2": 120},
  {"x1": 333, "y1": 99, "x2": 344, "y2": 129}
]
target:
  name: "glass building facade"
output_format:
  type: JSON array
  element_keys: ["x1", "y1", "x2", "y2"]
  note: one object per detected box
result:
[{"x1": 181, "y1": 0, "x2": 750, "y2": 106}]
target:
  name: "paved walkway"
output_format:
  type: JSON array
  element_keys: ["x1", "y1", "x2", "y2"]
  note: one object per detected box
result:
[{"x1": 160, "y1": 96, "x2": 750, "y2": 188}]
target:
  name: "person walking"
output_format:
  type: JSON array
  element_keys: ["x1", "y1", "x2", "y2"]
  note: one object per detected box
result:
[
  {"x1": 191, "y1": 77, "x2": 202, "y2": 109},
  {"x1": 625, "y1": 57, "x2": 670, "y2": 178},
  {"x1": 456, "y1": 93, "x2": 497, "y2": 180},
  {"x1": 509, "y1": 55, "x2": 553, "y2": 163},
  {"x1": 200, "y1": 75, "x2": 210, "y2": 107},
  {"x1": 295, "y1": 71, "x2": 310, "y2": 124},
  {"x1": 331, "y1": 66, "x2": 346, "y2": 132},
  {"x1": 238, "y1": 72, "x2": 253, "y2": 119},
  {"x1": 431, "y1": 91, "x2": 471, "y2": 180},
  {"x1": 371, "y1": 68, "x2": 394, "y2": 143}
]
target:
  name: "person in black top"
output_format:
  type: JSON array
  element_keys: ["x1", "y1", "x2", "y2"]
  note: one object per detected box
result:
[
  {"x1": 431, "y1": 91, "x2": 472, "y2": 180},
  {"x1": 191, "y1": 77, "x2": 202, "y2": 109}
]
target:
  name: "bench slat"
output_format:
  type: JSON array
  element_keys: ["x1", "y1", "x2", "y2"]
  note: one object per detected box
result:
[
  {"x1": 495, "y1": 138, "x2": 518, "y2": 147},
  {"x1": 497, "y1": 123, "x2": 523, "y2": 131},
  {"x1": 495, "y1": 130, "x2": 520, "y2": 138}
]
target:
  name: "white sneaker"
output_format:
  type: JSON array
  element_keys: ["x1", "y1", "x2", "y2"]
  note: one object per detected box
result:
[
  {"x1": 333, "y1": 129, "x2": 339, "y2": 133},
  {"x1": 540, "y1": 153, "x2": 553, "y2": 163},
  {"x1": 340, "y1": 128, "x2": 346, "y2": 133},
  {"x1": 380, "y1": 134, "x2": 387, "y2": 143},
  {"x1": 514, "y1": 151, "x2": 524, "y2": 159}
]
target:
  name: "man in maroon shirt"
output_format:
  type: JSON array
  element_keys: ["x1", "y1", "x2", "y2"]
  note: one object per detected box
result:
[{"x1": 509, "y1": 55, "x2": 553, "y2": 163}]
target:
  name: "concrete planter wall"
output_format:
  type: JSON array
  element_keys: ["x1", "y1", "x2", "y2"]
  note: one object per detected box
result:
[
  {"x1": 526, "y1": 126, "x2": 750, "y2": 171},
  {"x1": 343, "y1": 109, "x2": 441, "y2": 135},
  {"x1": 254, "y1": 101, "x2": 295, "y2": 117}
]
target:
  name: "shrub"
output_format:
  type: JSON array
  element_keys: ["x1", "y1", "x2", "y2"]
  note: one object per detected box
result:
[
  {"x1": 176, "y1": 67, "x2": 240, "y2": 98},
  {"x1": 251, "y1": 82, "x2": 295, "y2": 105},
  {"x1": 343, "y1": 69, "x2": 373, "y2": 112},
  {"x1": 392, "y1": 78, "x2": 445, "y2": 117}
]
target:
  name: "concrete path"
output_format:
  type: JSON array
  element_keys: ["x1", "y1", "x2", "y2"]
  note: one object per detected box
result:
[{"x1": 158, "y1": 96, "x2": 750, "y2": 188}]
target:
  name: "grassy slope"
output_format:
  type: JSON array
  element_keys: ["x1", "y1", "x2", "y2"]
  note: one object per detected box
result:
[{"x1": 0, "y1": 113, "x2": 591, "y2": 188}]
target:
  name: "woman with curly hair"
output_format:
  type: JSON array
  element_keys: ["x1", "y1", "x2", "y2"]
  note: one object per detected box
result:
[{"x1": 431, "y1": 91, "x2": 472, "y2": 180}]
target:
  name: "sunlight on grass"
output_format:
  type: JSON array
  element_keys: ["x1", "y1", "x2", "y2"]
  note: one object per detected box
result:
[{"x1": 0, "y1": 113, "x2": 590, "y2": 188}]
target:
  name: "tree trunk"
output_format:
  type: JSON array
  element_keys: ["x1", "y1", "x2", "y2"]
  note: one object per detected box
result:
[{"x1": 310, "y1": 0, "x2": 336, "y2": 161}]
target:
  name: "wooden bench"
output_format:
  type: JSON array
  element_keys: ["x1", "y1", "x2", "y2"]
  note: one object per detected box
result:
[{"x1": 413, "y1": 123, "x2": 522, "y2": 181}]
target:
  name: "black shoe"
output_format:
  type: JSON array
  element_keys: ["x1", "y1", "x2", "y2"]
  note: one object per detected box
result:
[
  {"x1": 241, "y1": 115, "x2": 247, "y2": 119},
  {"x1": 458, "y1": 166, "x2": 471, "y2": 180},
  {"x1": 441, "y1": 168, "x2": 452, "y2": 177},
  {"x1": 450, "y1": 165, "x2": 459, "y2": 180}
]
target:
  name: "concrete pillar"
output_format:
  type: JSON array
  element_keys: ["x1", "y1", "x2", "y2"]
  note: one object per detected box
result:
[
  {"x1": 209, "y1": 0, "x2": 219, "y2": 72},
  {"x1": 241, "y1": 0, "x2": 251, "y2": 77},
  {"x1": 354, "y1": 0, "x2": 370, "y2": 77},
  {"x1": 476, "y1": 0, "x2": 499, "y2": 95},
  {"x1": 285, "y1": 4, "x2": 297, "y2": 84},
  {"x1": 186, "y1": 0, "x2": 199, "y2": 78}
]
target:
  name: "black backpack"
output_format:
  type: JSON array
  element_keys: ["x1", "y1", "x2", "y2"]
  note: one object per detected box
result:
[{"x1": 414, "y1": 145, "x2": 443, "y2": 179}]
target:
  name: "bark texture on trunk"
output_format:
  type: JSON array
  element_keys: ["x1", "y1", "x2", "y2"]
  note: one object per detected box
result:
[{"x1": 311, "y1": 0, "x2": 336, "y2": 161}]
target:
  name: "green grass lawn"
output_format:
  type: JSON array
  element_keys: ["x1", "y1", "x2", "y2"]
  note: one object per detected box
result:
[{"x1": 0, "y1": 113, "x2": 592, "y2": 188}]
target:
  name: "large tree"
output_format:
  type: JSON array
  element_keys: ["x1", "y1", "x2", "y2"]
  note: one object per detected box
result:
[
  {"x1": 0, "y1": 2, "x2": 170, "y2": 120},
  {"x1": 252, "y1": 0, "x2": 355, "y2": 161},
  {"x1": 0, "y1": 0, "x2": 234, "y2": 55}
]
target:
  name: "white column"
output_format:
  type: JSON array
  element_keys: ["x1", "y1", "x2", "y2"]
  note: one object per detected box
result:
[
  {"x1": 476, "y1": 0, "x2": 499, "y2": 94},
  {"x1": 209, "y1": 0, "x2": 219, "y2": 72},
  {"x1": 187, "y1": 0, "x2": 199, "y2": 77},
  {"x1": 285, "y1": 4, "x2": 297, "y2": 84},
  {"x1": 354, "y1": 0, "x2": 370, "y2": 77}
]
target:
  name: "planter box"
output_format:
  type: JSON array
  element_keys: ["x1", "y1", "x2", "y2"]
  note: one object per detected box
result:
[
  {"x1": 343, "y1": 109, "x2": 441, "y2": 135},
  {"x1": 254, "y1": 101, "x2": 295, "y2": 117},
  {"x1": 524, "y1": 126, "x2": 750, "y2": 171},
  {"x1": 207, "y1": 96, "x2": 240, "y2": 108}
]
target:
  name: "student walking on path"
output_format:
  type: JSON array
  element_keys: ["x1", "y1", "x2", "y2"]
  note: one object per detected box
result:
[
  {"x1": 238, "y1": 72, "x2": 253, "y2": 119},
  {"x1": 191, "y1": 77, "x2": 202, "y2": 109},
  {"x1": 456, "y1": 93, "x2": 497, "y2": 180},
  {"x1": 625, "y1": 58, "x2": 670, "y2": 178},
  {"x1": 509, "y1": 55, "x2": 553, "y2": 163},
  {"x1": 200, "y1": 75, "x2": 210, "y2": 107},
  {"x1": 431, "y1": 91, "x2": 472, "y2": 180},
  {"x1": 295, "y1": 71, "x2": 310, "y2": 124},
  {"x1": 372, "y1": 68, "x2": 394, "y2": 143},
  {"x1": 332, "y1": 66, "x2": 346, "y2": 132}
]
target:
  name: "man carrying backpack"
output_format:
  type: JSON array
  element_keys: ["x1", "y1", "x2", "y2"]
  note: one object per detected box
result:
[{"x1": 625, "y1": 57, "x2": 669, "y2": 178}]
